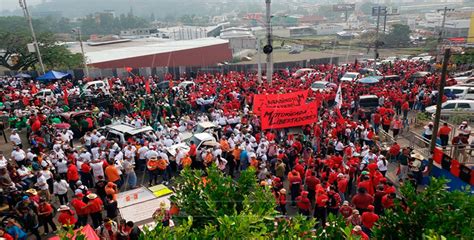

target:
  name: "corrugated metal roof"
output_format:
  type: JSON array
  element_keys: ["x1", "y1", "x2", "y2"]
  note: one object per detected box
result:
[{"x1": 72, "y1": 38, "x2": 229, "y2": 64}]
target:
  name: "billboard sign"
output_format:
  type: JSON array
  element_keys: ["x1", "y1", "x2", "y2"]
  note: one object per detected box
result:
[
  {"x1": 372, "y1": 6, "x2": 387, "y2": 16},
  {"x1": 333, "y1": 4, "x2": 356, "y2": 12}
]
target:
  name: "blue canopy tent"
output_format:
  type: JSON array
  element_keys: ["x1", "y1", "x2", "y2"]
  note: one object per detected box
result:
[
  {"x1": 36, "y1": 70, "x2": 71, "y2": 82},
  {"x1": 14, "y1": 73, "x2": 32, "y2": 78},
  {"x1": 357, "y1": 76, "x2": 382, "y2": 84}
]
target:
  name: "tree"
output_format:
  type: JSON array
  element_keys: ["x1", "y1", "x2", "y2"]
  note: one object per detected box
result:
[
  {"x1": 372, "y1": 178, "x2": 474, "y2": 239},
  {"x1": 382, "y1": 24, "x2": 411, "y2": 48},
  {"x1": 140, "y1": 166, "x2": 362, "y2": 239}
]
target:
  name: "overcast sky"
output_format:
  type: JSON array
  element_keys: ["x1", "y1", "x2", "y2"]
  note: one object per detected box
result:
[{"x1": 0, "y1": 0, "x2": 43, "y2": 12}]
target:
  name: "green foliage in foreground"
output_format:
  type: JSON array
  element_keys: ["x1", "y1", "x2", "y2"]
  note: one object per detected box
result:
[
  {"x1": 373, "y1": 178, "x2": 473, "y2": 239},
  {"x1": 140, "y1": 166, "x2": 473, "y2": 239}
]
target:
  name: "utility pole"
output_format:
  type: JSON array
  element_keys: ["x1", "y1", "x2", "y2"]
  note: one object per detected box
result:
[
  {"x1": 437, "y1": 7, "x2": 455, "y2": 45},
  {"x1": 429, "y1": 48, "x2": 451, "y2": 173},
  {"x1": 73, "y1": 28, "x2": 89, "y2": 77},
  {"x1": 265, "y1": 0, "x2": 273, "y2": 83},
  {"x1": 374, "y1": 6, "x2": 381, "y2": 61},
  {"x1": 257, "y1": 38, "x2": 262, "y2": 84},
  {"x1": 19, "y1": 0, "x2": 45, "y2": 74}
]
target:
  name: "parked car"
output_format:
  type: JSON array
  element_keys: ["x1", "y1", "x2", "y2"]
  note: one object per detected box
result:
[
  {"x1": 442, "y1": 86, "x2": 474, "y2": 100},
  {"x1": 310, "y1": 81, "x2": 331, "y2": 91},
  {"x1": 292, "y1": 68, "x2": 317, "y2": 78},
  {"x1": 166, "y1": 132, "x2": 219, "y2": 157},
  {"x1": 99, "y1": 123, "x2": 155, "y2": 145},
  {"x1": 340, "y1": 72, "x2": 361, "y2": 82},
  {"x1": 408, "y1": 71, "x2": 431, "y2": 83},
  {"x1": 425, "y1": 100, "x2": 474, "y2": 115},
  {"x1": 358, "y1": 95, "x2": 380, "y2": 113},
  {"x1": 383, "y1": 75, "x2": 401, "y2": 82}
]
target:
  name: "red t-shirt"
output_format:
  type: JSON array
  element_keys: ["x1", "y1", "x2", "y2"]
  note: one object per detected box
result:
[
  {"x1": 296, "y1": 196, "x2": 311, "y2": 210},
  {"x1": 71, "y1": 198, "x2": 88, "y2": 215},
  {"x1": 67, "y1": 165, "x2": 79, "y2": 182},
  {"x1": 87, "y1": 198, "x2": 103, "y2": 213},
  {"x1": 351, "y1": 193, "x2": 374, "y2": 209},
  {"x1": 361, "y1": 212, "x2": 379, "y2": 229},
  {"x1": 58, "y1": 211, "x2": 77, "y2": 226},
  {"x1": 305, "y1": 176, "x2": 320, "y2": 191}
]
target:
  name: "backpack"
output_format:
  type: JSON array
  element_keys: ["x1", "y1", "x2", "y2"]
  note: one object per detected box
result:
[{"x1": 157, "y1": 159, "x2": 167, "y2": 170}]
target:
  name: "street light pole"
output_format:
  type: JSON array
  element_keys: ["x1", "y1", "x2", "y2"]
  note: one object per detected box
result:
[
  {"x1": 19, "y1": 0, "x2": 45, "y2": 74},
  {"x1": 265, "y1": 0, "x2": 273, "y2": 83},
  {"x1": 73, "y1": 28, "x2": 89, "y2": 77}
]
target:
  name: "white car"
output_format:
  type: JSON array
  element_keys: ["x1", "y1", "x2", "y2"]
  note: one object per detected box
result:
[
  {"x1": 340, "y1": 72, "x2": 360, "y2": 82},
  {"x1": 166, "y1": 132, "x2": 219, "y2": 157},
  {"x1": 381, "y1": 56, "x2": 398, "y2": 64},
  {"x1": 425, "y1": 100, "x2": 474, "y2": 115},
  {"x1": 443, "y1": 86, "x2": 474, "y2": 100},
  {"x1": 99, "y1": 123, "x2": 155, "y2": 145},
  {"x1": 310, "y1": 81, "x2": 331, "y2": 91}
]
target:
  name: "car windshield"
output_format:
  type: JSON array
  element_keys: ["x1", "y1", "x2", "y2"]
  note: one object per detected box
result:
[
  {"x1": 311, "y1": 82, "x2": 327, "y2": 89},
  {"x1": 359, "y1": 97, "x2": 379, "y2": 108},
  {"x1": 344, "y1": 73, "x2": 357, "y2": 79}
]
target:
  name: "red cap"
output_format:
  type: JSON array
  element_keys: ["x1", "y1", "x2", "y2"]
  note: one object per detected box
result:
[{"x1": 368, "y1": 205, "x2": 375, "y2": 211}]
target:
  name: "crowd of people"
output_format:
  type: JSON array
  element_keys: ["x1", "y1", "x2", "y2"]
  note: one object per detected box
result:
[{"x1": 0, "y1": 59, "x2": 472, "y2": 240}]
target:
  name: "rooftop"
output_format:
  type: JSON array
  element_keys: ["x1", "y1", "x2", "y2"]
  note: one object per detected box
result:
[{"x1": 68, "y1": 37, "x2": 229, "y2": 64}]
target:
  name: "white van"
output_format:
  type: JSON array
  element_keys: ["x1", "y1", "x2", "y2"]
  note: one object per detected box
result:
[
  {"x1": 425, "y1": 100, "x2": 474, "y2": 115},
  {"x1": 443, "y1": 86, "x2": 474, "y2": 100},
  {"x1": 340, "y1": 72, "x2": 360, "y2": 82},
  {"x1": 82, "y1": 80, "x2": 110, "y2": 97}
]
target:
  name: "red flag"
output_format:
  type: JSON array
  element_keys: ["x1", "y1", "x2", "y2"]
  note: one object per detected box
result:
[
  {"x1": 145, "y1": 79, "x2": 151, "y2": 94},
  {"x1": 63, "y1": 87, "x2": 69, "y2": 106},
  {"x1": 125, "y1": 67, "x2": 133, "y2": 73}
]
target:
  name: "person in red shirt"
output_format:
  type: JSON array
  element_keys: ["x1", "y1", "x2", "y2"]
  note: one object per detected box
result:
[
  {"x1": 382, "y1": 192, "x2": 396, "y2": 210},
  {"x1": 305, "y1": 172, "x2": 320, "y2": 207},
  {"x1": 314, "y1": 189, "x2": 329, "y2": 226},
  {"x1": 358, "y1": 175, "x2": 375, "y2": 196},
  {"x1": 438, "y1": 122, "x2": 452, "y2": 147},
  {"x1": 296, "y1": 191, "x2": 311, "y2": 216},
  {"x1": 71, "y1": 192, "x2": 88, "y2": 228},
  {"x1": 86, "y1": 193, "x2": 103, "y2": 228},
  {"x1": 276, "y1": 188, "x2": 287, "y2": 215},
  {"x1": 293, "y1": 160, "x2": 305, "y2": 180},
  {"x1": 37, "y1": 199, "x2": 57, "y2": 234},
  {"x1": 351, "y1": 225, "x2": 370, "y2": 240},
  {"x1": 337, "y1": 173, "x2": 349, "y2": 200},
  {"x1": 80, "y1": 162, "x2": 93, "y2": 188},
  {"x1": 327, "y1": 186, "x2": 342, "y2": 216},
  {"x1": 361, "y1": 205, "x2": 379, "y2": 237},
  {"x1": 372, "y1": 112, "x2": 381, "y2": 133},
  {"x1": 351, "y1": 188, "x2": 374, "y2": 214},
  {"x1": 67, "y1": 163, "x2": 80, "y2": 190},
  {"x1": 388, "y1": 142, "x2": 401, "y2": 162},
  {"x1": 339, "y1": 201, "x2": 353, "y2": 219},
  {"x1": 288, "y1": 170, "x2": 302, "y2": 206},
  {"x1": 188, "y1": 141, "x2": 198, "y2": 168},
  {"x1": 57, "y1": 205, "x2": 77, "y2": 227}
]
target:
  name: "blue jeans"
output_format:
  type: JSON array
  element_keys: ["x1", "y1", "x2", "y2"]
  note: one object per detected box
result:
[{"x1": 127, "y1": 171, "x2": 137, "y2": 189}]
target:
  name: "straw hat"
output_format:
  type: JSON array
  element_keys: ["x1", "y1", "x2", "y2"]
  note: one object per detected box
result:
[
  {"x1": 87, "y1": 193, "x2": 98, "y2": 200},
  {"x1": 25, "y1": 189, "x2": 38, "y2": 196},
  {"x1": 411, "y1": 153, "x2": 424, "y2": 160},
  {"x1": 57, "y1": 205, "x2": 70, "y2": 211}
]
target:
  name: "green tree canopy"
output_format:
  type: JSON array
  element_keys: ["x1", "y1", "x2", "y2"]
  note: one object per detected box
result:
[{"x1": 382, "y1": 24, "x2": 411, "y2": 48}]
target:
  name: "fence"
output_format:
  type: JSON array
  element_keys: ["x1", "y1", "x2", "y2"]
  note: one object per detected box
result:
[{"x1": 1, "y1": 57, "x2": 338, "y2": 80}]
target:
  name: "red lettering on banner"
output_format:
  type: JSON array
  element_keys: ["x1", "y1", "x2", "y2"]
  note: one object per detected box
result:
[
  {"x1": 253, "y1": 90, "x2": 309, "y2": 114},
  {"x1": 261, "y1": 101, "x2": 319, "y2": 130}
]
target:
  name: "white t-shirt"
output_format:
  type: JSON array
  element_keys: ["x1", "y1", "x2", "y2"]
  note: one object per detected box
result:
[
  {"x1": 55, "y1": 160, "x2": 68, "y2": 174},
  {"x1": 53, "y1": 179, "x2": 69, "y2": 195},
  {"x1": 11, "y1": 150, "x2": 26, "y2": 162},
  {"x1": 10, "y1": 133, "x2": 22, "y2": 145},
  {"x1": 90, "y1": 161, "x2": 105, "y2": 178},
  {"x1": 138, "y1": 146, "x2": 149, "y2": 159},
  {"x1": 36, "y1": 175, "x2": 49, "y2": 190},
  {"x1": 377, "y1": 159, "x2": 388, "y2": 172}
]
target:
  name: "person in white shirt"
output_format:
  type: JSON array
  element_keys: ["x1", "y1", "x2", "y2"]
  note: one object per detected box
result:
[
  {"x1": 53, "y1": 176, "x2": 69, "y2": 205},
  {"x1": 0, "y1": 151, "x2": 7, "y2": 168},
  {"x1": 145, "y1": 148, "x2": 159, "y2": 160},
  {"x1": 79, "y1": 150, "x2": 92, "y2": 162},
  {"x1": 35, "y1": 171, "x2": 51, "y2": 201},
  {"x1": 137, "y1": 145, "x2": 149, "y2": 171},
  {"x1": 377, "y1": 155, "x2": 388, "y2": 177},
  {"x1": 9, "y1": 129, "x2": 22, "y2": 148},
  {"x1": 11, "y1": 146, "x2": 26, "y2": 166},
  {"x1": 90, "y1": 159, "x2": 105, "y2": 181},
  {"x1": 175, "y1": 148, "x2": 185, "y2": 167}
]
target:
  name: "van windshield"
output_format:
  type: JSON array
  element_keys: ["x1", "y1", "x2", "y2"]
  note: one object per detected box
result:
[{"x1": 359, "y1": 97, "x2": 379, "y2": 108}]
